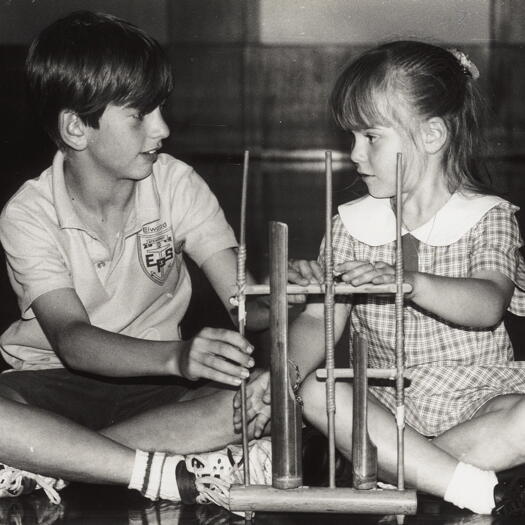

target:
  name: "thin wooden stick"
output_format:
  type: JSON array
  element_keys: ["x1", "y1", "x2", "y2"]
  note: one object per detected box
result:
[
  {"x1": 323, "y1": 151, "x2": 337, "y2": 488},
  {"x1": 395, "y1": 152, "x2": 406, "y2": 490},
  {"x1": 237, "y1": 150, "x2": 251, "y2": 493}
]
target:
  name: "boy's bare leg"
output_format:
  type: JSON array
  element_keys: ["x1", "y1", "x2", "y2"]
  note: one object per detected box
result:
[
  {"x1": 0, "y1": 393, "x2": 134, "y2": 484},
  {"x1": 101, "y1": 386, "x2": 240, "y2": 454}
]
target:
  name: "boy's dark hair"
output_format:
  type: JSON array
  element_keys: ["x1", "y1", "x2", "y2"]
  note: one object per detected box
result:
[{"x1": 26, "y1": 10, "x2": 173, "y2": 149}]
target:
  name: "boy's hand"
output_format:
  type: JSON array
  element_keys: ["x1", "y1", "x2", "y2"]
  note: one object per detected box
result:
[
  {"x1": 335, "y1": 260, "x2": 395, "y2": 286},
  {"x1": 179, "y1": 327, "x2": 254, "y2": 386},
  {"x1": 288, "y1": 258, "x2": 324, "y2": 285},
  {"x1": 286, "y1": 258, "x2": 324, "y2": 303},
  {"x1": 233, "y1": 369, "x2": 271, "y2": 439}
]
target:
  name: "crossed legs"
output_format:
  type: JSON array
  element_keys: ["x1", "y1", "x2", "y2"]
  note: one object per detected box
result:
[
  {"x1": 299, "y1": 373, "x2": 525, "y2": 499},
  {"x1": 0, "y1": 382, "x2": 240, "y2": 485}
]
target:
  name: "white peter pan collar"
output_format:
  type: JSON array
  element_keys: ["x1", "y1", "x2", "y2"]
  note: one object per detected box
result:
[{"x1": 338, "y1": 191, "x2": 506, "y2": 247}]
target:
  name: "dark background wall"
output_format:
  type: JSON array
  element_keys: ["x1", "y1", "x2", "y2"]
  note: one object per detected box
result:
[{"x1": 0, "y1": 0, "x2": 525, "y2": 357}]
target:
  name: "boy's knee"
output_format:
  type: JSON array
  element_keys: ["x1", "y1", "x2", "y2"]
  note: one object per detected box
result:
[{"x1": 0, "y1": 384, "x2": 28, "y2": 404}]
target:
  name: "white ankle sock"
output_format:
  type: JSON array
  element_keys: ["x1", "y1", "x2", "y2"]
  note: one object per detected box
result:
[
  {"x1": 128, "y1": 450, "x2": 184, "y2": 502},
  {"x1": 444, "y1": 461, "x2": 498, "y2": 514}
]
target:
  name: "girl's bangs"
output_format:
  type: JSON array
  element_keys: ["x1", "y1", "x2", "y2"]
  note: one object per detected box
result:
[{"x1": 333, "y1": 75, "x2": 393, "y2": 131}]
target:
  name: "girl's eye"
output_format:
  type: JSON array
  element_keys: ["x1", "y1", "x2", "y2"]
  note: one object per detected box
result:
[{"x1": 132, "y1": 112, "x2": 145, "y2": 121}]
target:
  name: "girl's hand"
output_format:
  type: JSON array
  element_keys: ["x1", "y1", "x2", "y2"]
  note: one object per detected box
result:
[
  {"x1": 178, "y1": 327, "x2": 254, "y2": 386},
  {"x1": 233, "y1": 369, "x2": 271, "y2": 439},
  {"x1": 335, "y1": 260, "x2": 396, "y2": 286}
]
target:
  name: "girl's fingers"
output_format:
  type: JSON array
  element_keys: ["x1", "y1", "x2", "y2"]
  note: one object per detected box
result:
[{"x1": 335, "y1": 260, "x2": 395, "y2": 286}]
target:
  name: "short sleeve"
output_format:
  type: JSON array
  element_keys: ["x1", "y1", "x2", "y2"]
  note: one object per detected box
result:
[
  {"x1": 469, "y1": 203, "x2": 525, "y2": 315},
  {"x1": 0, "y1": 205, "x2": 73, "y2": 317},
  {"x1": 469, "y1": 204, "x2": 521, "y2": 279},
  {"x1": 170, "y1": 168, "x2": 237, "y2": 266}
]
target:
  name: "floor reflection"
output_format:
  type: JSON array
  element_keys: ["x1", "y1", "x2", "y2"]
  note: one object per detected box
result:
[{"x1": 0, "y1": 486, "x2": 515, "y2": 525}]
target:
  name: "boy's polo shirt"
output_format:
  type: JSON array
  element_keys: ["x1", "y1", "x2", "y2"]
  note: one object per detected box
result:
[{"x1": 0, "y1": 152, "x2": 237, "y2": 370}]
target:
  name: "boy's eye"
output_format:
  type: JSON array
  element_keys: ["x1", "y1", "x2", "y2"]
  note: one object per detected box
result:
[{"x1": 365, "y1": 133, "x2": 378, "y2": 143}]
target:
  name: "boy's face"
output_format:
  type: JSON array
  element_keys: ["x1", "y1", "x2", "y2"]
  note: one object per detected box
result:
[{"x1": 83, "y1": 104, "x2": 170, "y2": 181}]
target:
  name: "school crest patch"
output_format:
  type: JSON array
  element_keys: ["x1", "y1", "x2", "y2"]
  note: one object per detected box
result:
[{"x1": 137, "y1": 222, "x2": 183, "y2": 285}]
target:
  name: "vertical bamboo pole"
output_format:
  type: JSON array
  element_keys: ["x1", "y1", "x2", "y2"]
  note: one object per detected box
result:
[
  {"x1": 237, "y1": 150, "x2": 251, "y2": 491},
  {"x1": 324, "y1": 151, "x2": 337, "y2": 488},
  {"x1": 352, "y1": 334, "x2": 378, "y2": 489},
  {"x1": 395, "y1": 152, "x2": 406, "y2": 490},
  {"x1": 270, "y1": 222, "x2": 302, "y2": 489}
]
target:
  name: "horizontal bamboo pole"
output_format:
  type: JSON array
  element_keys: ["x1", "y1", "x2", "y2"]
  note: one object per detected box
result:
[
  {"x1": 232, "y1": 282, "x2": 412, "y2": 299},
  {"x1": 316, "y1": 368, "x2": 413, "y2": 380},
  {"x1": 229, "y1": 485, "x2": 417, "y2": 514}
]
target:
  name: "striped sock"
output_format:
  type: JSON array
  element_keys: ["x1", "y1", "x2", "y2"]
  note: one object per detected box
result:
[{"x1": 128, "y1": 450, "x2": 185, "y2": 502}]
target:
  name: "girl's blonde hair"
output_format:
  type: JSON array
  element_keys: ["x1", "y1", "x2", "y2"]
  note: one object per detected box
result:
[{"x1": 331, "y1": 40, "x2": 493, "y2": 194}]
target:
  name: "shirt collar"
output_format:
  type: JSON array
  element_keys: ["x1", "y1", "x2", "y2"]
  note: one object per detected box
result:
[
  {"x1": 52, "y1": 150, "x2": 82, "y2": 230},
  {"x1": 52, "y1": 150, "x2": 160, "y2": 234},
  {"x1": 338, "y1": 191, "x2": 506, "y2": 246}
]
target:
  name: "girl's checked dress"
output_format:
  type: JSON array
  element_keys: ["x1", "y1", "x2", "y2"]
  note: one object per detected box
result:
[{"x1": 328, "y1": 190, "x2": 525, "y2": 437}]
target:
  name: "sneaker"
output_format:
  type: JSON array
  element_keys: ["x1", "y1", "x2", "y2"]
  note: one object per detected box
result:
[
  {"x1": 184, "y1": 437, "x2": 272, "y2": 509},
  {"x1": 0, "y1": 463, "x2": 66, "y2": 504},
  {"x1": 493, "y1": 463, "x2": 525, "y2": 516}
]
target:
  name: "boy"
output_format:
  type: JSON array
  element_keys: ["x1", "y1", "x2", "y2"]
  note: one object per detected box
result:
[{"x1": 0, "y1": 10, "x2": 272, "y2": 506}]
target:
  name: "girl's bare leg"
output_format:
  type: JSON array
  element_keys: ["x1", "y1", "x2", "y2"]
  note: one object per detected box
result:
[
  {"x1": 432, "y1": 393, "x2": 525, "y2": 470},
  {"x1": 300, "y1": 373, "x2": 458, "y2": 497}
]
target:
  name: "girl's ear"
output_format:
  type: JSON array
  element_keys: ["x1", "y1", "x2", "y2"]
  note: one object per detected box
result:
[
  {"x1": 59, "y1": 110, "x2": 88, "y2": 150},
  {"x1": 420, "y1": 117, "x2": 448, "y2": 154}
]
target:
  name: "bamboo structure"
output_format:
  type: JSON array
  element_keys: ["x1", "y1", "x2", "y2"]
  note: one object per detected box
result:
[
  {"x1": 352, "y1": 335, "x2": 378, "y2": 490},
  {"x1": 235, "y1": 150, "x2": 253, "y2": 522},
  {"x1": 230, "y1": 151, "x2": 417, "y2": 517},
  {"x1": 269, "y1": 223, "x2": 303, "y2": 489}
]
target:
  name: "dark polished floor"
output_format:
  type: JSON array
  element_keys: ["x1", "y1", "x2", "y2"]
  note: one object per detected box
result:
[{"x1": 0, "y1": 483, "x2": 519, "y2": 525}]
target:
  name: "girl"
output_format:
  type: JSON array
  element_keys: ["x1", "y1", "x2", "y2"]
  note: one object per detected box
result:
[{"x1": 239, "y1": 40, "x2": 525, "y2": 517}]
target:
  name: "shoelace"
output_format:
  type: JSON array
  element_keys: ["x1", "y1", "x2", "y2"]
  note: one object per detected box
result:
[
  {"x1": 0, "y1": 467, "x2": 62, "y2": 504},
  {"x1": 495, "y1": 478, "x2": 525, "y2": 516},
  {"x1": 193, "y1": 448, "x2": 244, "y2": 508}
]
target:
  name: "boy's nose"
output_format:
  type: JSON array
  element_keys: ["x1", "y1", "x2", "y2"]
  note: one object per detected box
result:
[{"x1": 148, "y1": 107, "x2": 170, "y2": 140}]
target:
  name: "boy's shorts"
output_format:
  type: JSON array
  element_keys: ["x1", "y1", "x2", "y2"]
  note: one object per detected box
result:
[{"x1": 0, "y1": 368, "x2": 196, "y2": 430}]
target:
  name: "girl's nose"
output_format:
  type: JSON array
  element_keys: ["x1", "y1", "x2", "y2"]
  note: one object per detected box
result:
[
  {"x1": 148, "y1": 107, "x2": 170, "y2": 140},
  {"x1": 350, "y1": 137, "x2": 366, "y2": 164}
]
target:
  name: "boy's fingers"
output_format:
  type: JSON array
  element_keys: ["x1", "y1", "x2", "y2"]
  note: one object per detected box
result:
[
  {"x1": 210, "y1": 342, "x2": 255, "y2": 368},
  {"x1": 199, "y1": 327, "x2": 254, "y2": 354}
]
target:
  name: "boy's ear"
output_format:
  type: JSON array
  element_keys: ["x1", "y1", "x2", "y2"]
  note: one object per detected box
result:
[
  {"x1": 420, "y1": 117, "x2": 448, "y2": 154},
  {"x1": 59, "y1": 110, "x2": 89, "y2": 150}
]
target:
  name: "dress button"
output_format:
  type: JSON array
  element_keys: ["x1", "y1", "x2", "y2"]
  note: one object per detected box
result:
[{"x1": 96, "y1": 261, "x2": 106, "y2": 269}]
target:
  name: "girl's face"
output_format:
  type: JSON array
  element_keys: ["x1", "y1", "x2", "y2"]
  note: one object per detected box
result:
[{"x1": 350, "y1": 125, "x2": 406, "y2": 198}]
